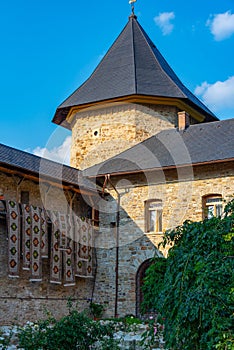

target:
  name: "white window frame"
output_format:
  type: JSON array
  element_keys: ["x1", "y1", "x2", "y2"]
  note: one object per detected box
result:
[
  {"x1": 203, "y1": 195, "x2": 223, "y2": 219},
  {"x1": 92, "y1": 208, "x2": 99, "y2": 229},
  {"x1": 145, "y1": 199, "x2": 162, "y2": 233}
]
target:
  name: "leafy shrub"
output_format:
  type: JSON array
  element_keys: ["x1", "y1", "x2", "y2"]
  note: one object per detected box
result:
[
  {"x1": 0, "y1": 328, "x2": 13, "y2": 350},
  {"x1": 89, "y1": 302, "x2": 105, "y2": 319},
  {"x1": 140, "y1": 315, "x2": 165, "y2": 350},
  {"x1": 142, "y1": 199, "x2": 234, "y2": 350},
  {"x1": 17, "y1": 304, "x2": 119, "y2": 350}
]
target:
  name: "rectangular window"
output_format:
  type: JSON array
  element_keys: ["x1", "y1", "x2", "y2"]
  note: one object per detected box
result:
[
  {"x1": 92, "y1": 208, "x2": 99, "y2": 228},
  {"x1": 21, "y1": 191, "x2": 29, "y2": 205},
  {"x1": 145, "y1": 200, "x2": 162, "y2": 233},
  {"x1": 204, "y1": 195, "x2": 222, "y2": 219}
]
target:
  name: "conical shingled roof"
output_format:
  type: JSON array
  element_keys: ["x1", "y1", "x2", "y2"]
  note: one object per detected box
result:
[{"x1": 52, "y1": 15, "x2": 218, "y2": 125}]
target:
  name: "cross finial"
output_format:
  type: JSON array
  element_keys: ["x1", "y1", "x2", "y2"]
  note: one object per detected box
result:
[{"x1": 129, "y1": 0, "x2": 137, "y2": 15}]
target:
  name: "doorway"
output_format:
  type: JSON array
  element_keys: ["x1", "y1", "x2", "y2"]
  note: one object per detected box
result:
[{"x1": 136, "y1": 259, "x2": 152, "y2": 317}]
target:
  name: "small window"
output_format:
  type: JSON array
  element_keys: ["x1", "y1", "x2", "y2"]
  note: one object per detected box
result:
[
  {"x1": 0, "y1": 188, "x2": 4, "y2": 201},
  {"x1": 145, "y1": 199, "x2": 162, "y2": 233},
  {"x1": 21, "y1": 191, "x2": 29, "y2": 205},
  {"x1": 203, "y1": 195, "x2": 222, "y2": 219},
  {"x1": 93, "y1": 128, "x2": 100, "y2": 137},
  {"x1": 0, "y1": 200, "x2": 5, "y2": 220},
  {"x1": 92, "y1": 208, "x2": 99, "y2": 228}
]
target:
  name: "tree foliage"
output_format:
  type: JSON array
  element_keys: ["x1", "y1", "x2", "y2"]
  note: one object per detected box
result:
[{"x1": 142, "y1": 199, "x2": 234, "y2": 349}]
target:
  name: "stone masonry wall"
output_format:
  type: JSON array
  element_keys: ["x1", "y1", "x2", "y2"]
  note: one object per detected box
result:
[
  {"x1": 93, "y1": 236, "x2": 158, "y2": 318},
  {"x1": 92, "y1": 162, "x2": 234, "y2": 316},
  {"x1": 0, "y1": 172, "x2": 94, "y2": 325},
  {"x1": 1, "y1": 160, "x2": 233, "y2": 321},
  {"x1": 70, "y1": 103, "x2": 178, "y2": 169},
  {"x1": 103, "y1": 162, "x2": 234, "y2": 235}
]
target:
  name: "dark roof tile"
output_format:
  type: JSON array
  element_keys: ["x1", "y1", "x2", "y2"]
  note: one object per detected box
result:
[
  {"x1": 0, "y1": 143, "x2": 96, "y2": 192},
  {"x1": 84, "y1": 118, "x2": 234, "y2": 177},
  {"x1": 53, "y1": 16, "x2": 217, "y2": 125}
]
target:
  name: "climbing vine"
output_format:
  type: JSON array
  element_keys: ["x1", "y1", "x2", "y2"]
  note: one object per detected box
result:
[{"x1": 142, "y1": 199, "x2": 234, "y2": 349}]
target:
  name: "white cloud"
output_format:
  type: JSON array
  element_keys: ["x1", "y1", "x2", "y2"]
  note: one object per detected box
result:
[
  {"x1": 33, "y1": 136, "x2": 71, "y2": 165},
  {"x1": 207, "y1": 11, "x2": 234, "y2": 41},
  {"x1": 154, "y1": 12, "x2": 175, "y2": 35},
  {"x1": 195, "y1": 76, "x2": 234, "y2": 112}
]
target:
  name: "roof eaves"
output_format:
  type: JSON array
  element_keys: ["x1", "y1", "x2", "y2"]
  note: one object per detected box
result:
[
  {"x1": 85, "y1": 157, "x2": 234, "y2": 179},
  {"x1": 0, "y1": 143, "x2": 98, "y2": 193}
]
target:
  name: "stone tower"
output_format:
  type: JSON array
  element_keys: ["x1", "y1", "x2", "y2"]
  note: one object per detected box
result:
[{"x1": 52, "y1": 15, "x2": 217, "y2": 170}]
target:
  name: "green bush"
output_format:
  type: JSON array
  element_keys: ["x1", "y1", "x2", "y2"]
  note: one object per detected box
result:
[
  {"x1": 142, "y1": 199, "x2": 234, "y2": 350},
  {"x1": 0, "y1": 328, "x2": 13, "y2": 350},
  {"x1": 17, "y1": 304, "x2": 119, "y2": 350},
  {"x1": 89, "y1": 302, "x2": 105, "y2": 319}
]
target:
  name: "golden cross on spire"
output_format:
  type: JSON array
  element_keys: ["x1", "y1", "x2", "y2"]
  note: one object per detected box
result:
[{"x1": 129, "y1": 0, "x2": 137, "y2": 15}]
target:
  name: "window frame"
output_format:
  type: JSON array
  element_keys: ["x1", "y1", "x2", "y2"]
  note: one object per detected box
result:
[
  {"x1": 203, "y1": 194, "x2": 223, "y2": 219},
  {"x1": 20, "y1": 191, "x2": 29, "y2": 205},
  {"x1": 145, "y1": 199, "x2": 163, "y2": 233},
  {"x1": 92, "y1": 208, "x2": 99, "y2": 229}
]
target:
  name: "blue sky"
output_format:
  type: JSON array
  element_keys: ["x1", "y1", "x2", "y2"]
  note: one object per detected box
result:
[{"x1": 0, "y1": 0, "x2": 234, "y2": 164}]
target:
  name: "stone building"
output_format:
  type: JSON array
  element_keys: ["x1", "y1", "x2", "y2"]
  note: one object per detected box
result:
[
  {"x1": 0, "y1": 144, "x2": 100, "y2": 324},
  {"x1": 53, "y1": 14, "x2": 234, "y2": 317},
  {"x1": 0, "y1": 14, "x2": 234, "y2": 323}
]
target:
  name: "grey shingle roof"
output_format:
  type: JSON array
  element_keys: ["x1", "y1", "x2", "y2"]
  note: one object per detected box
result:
[
  {"x1": 83, "y1": 118, "x2": 234, "y2": 177},
  {"x1": 0, "y1": 143, "x2": 96, "y2": 192},
  {"x1": 52, "y1": 15, "x2": 217, "y2": 126}
]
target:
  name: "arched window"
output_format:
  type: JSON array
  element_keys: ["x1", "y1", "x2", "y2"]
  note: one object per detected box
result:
[
  {"x1": 145, "y1": 199, "x2": 162, "y2": 233},
  {"x1": 203, "y1": 194, "x2": 223, "y2": 219}
]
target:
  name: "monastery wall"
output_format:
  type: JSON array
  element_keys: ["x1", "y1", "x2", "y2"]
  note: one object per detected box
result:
[
  {"x1": 0, "y1": 172, "x2": 94, "y2": 325},
  {"x1": 0, "y1": 219, "x2": 93, "y2": 325},
  {"x1": 70, "y1": 103, "x2": 178, "y2": 169},
  {"x1": 92, "y1": 162, "x2": 234, "y2": 316},
  {"x1": 1, "y1": 161, "x2": 233, "y2": 322},
  {"x1": 102, "y1": 162, "x2": 234, "y2": 233}
]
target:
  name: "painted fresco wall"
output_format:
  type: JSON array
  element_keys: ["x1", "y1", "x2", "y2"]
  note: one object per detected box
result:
[{"x1": 0, "y1": 172, "x2": 95, "y2": 325}]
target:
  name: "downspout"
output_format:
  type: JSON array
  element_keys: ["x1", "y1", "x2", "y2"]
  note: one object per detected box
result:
[
  {"x1": 43, "y1": 184, "x2": 51, "y2": 209},
  {"x1": 102, "y1": 174, "x2": 120, "y2": 318},
  {"x1": 12, "y1": 176, "x2": 25, "y2": 202}
]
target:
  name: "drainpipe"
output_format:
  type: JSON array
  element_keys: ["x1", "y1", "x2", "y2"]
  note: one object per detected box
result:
[
  {"x1": 102, "y1": 174, "x2": 120, "y2": 318},
  {"x1": 12, "y1": 176, "x2": 25, "y2": 202},
  {"x1": 43, "y1": 184, "x2": 51, "y2": 209}
]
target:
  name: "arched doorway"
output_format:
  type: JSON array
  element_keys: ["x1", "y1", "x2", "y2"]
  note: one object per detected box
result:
[{"x1": 136, "y1": 259, "x2": 152, "y2": 317}]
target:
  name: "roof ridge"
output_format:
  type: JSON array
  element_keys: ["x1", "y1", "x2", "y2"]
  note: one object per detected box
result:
[
  {"x1": 58, "y1": 21, "x2": 130, "y2": 109},
  {"x1": 130, "y1": 17, "x2": 137, "y2": 94}
]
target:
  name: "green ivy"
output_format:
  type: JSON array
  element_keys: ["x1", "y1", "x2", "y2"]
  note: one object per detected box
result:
[{"x1": 142, "y1": 199, "x2": 234, "y2": 350}]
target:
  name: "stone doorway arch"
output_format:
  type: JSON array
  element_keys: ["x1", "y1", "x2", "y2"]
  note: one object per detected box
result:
[{"x1": 136, "y1": 258, "x2": 152, "y2": 317}]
